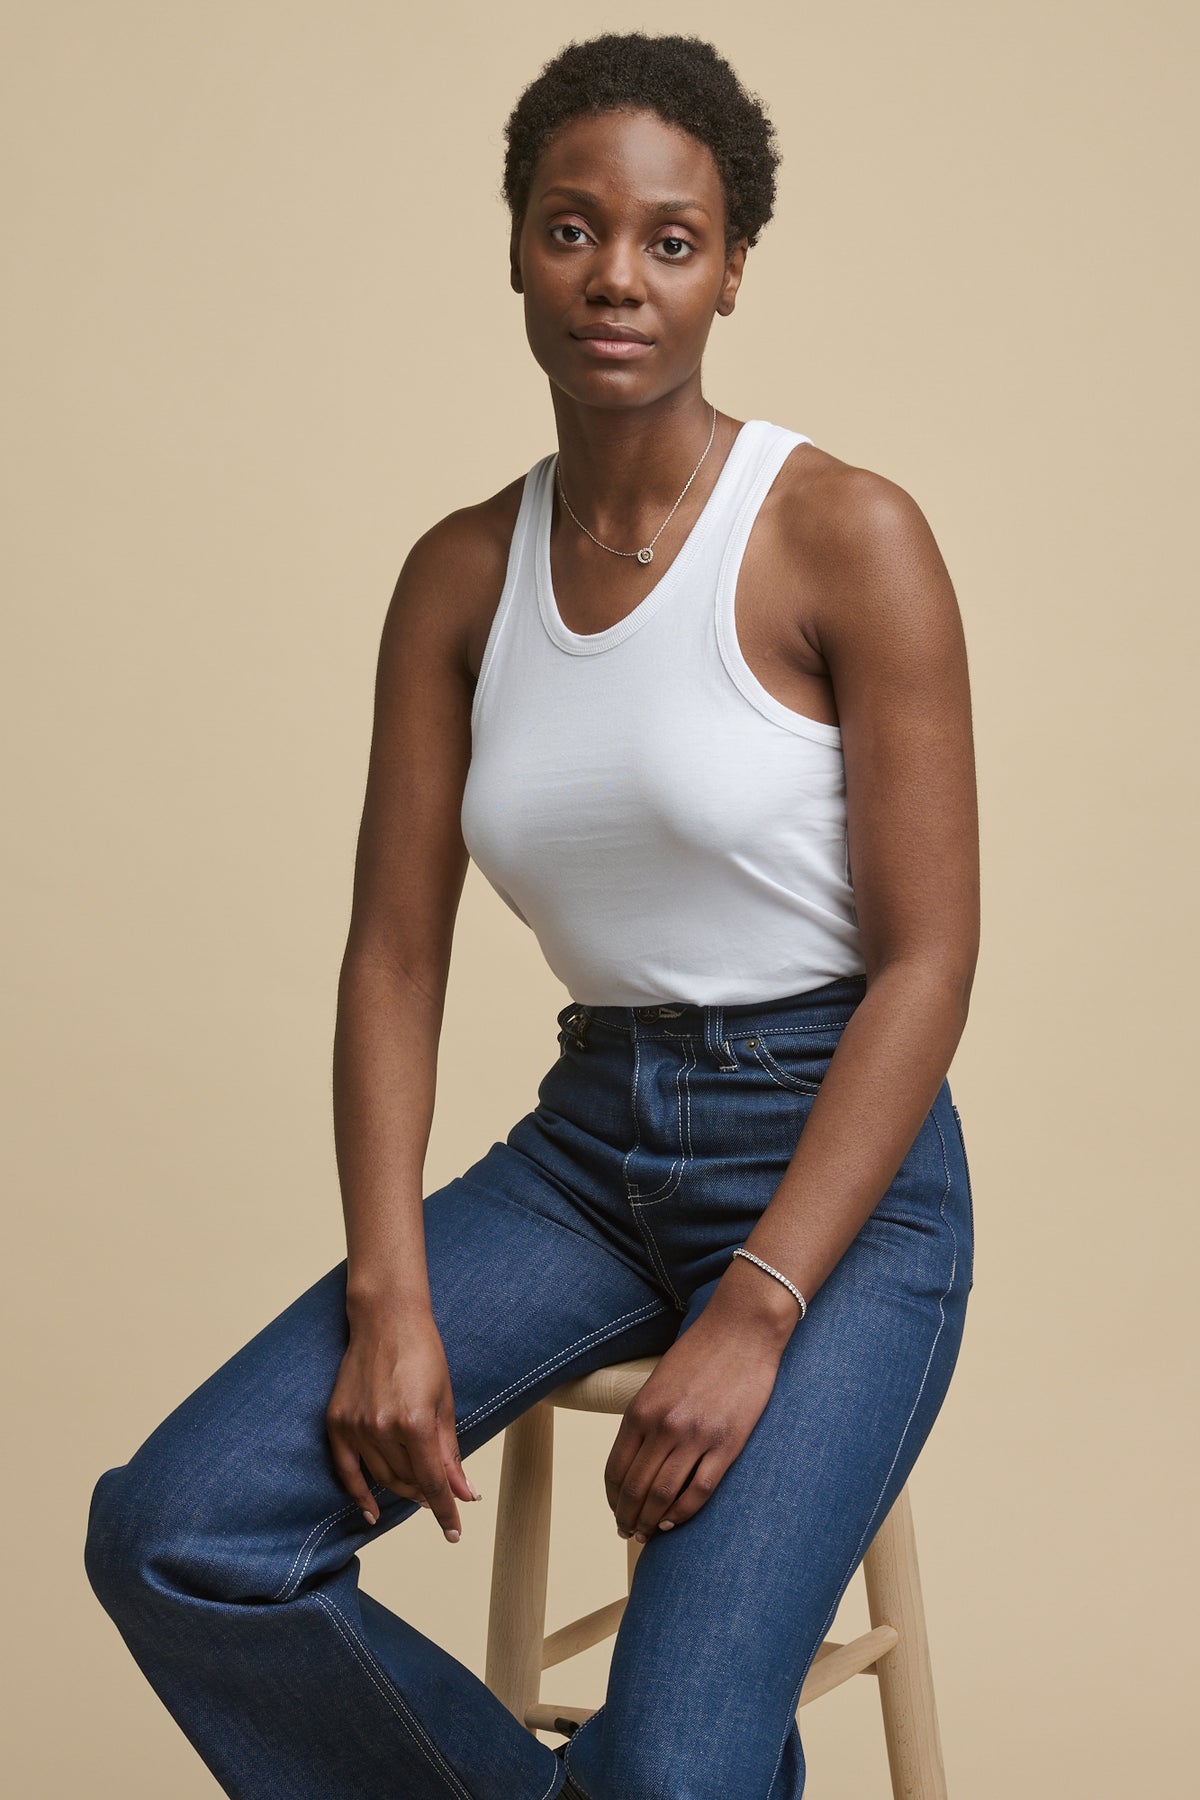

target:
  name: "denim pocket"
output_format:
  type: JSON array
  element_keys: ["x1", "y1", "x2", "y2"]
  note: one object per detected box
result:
[{"x1": 741, "y1": 1029, "x2": 833, "y2": 1095}]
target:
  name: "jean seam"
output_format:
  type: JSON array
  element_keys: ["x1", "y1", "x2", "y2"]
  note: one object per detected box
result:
[
  {"x1": 740, "y1": 1023, "x2": 849, "y2": 1038},
  {"x1": 272, "y1": 1312, "x2": 681, "y2": 1607},
  {"x1": 950, "y1": 1105, "x2": 976, "y2": 1245},
  {"x1": 628, "y1": 1198, "x2": 687, "y2": 1312},
  {"x1": 627, "y1": 1040, "x2": 693, "y2": 1312},
  {"x1": 453, "y1": 1299, "x2": 673, "y2": 1436},
  {"x1": 561, "y1": 1702, "x2": 605, "y2": 1799},
  {"x1": 626, "y1": 1036, "x2": 695, "y2": 1203},
  {"x1": 763, "y1": 1103, "x2": 959, "y2": 1800},
  {"x1": 309, "y1": 1591, "x2": 473, "y2": 1800},
  {"x1": 746, "y1": 1038, "x2": 822, "y2": 1095},
  {"x1": 538, "y1": 1746, "x2": 568, "y2": 1800},
  {"x1": 621, "y1": 1028, "x2": 646, "y2": 1198},
  {"x1": 271, "y1": 1480, "x2": 392, "y2": 1602}
]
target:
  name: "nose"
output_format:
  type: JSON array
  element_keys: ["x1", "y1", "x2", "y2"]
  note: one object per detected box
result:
[{"x1": 585, "y1": 238, "x2": 647, "y2": 308}]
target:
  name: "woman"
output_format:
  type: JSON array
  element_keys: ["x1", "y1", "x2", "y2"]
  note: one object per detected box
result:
[{"x1": 85, "y1": 30, "x2": 977, "y2": 1800}]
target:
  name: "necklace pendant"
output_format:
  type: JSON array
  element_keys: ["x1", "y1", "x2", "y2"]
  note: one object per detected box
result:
[{"x1": 637, "y1": 546, "x2": 654, "y2": 564}]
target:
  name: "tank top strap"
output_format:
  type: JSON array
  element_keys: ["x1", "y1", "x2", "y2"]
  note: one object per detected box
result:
[
  {"x1": 721, "y1": 420, "x2": 814, "y2": 550},
  {"x1": 706, "y1": 418, "x2": 810, "y2": 517},
  {"x1": 470, "y1": 451, "x2": 554, "y2": 726},
  {"x1": 531, "y1": 419, "x2": 798, "y2": 658}
]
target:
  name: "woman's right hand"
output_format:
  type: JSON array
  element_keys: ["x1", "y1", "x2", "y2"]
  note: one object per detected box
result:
[{"x1": 325, "y1": 1309, "x2": 480, "y2": 1542}]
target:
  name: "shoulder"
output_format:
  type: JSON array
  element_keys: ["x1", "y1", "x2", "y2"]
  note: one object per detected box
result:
[
  {"x1": 383, "y1": 469, "x2": 531, "y2": 677},
  {"x1": 398, "y1": 470, "x2": 527, "y2": 604},
  {"x1": 773, "y1": 437, "x2": 942, "y2": 587},
  {"x1": 772, "y1": 439, "x2": 961, "y2": 662}
]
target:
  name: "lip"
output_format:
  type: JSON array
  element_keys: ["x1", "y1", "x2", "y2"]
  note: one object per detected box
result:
[
  {"x1": 571, "y1": 335, "x2": 654, "y2": 360},
  {"x1": 572, "y1": 324, "x2": 652, "y2": 342}
]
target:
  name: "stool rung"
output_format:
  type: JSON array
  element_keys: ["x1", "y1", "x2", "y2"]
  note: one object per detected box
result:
[
  {"x1": 525, "y1": 1701, "x2": 594, "y2": 1734},
  {"x1": 487, "y1": 1379, "x2": 949, "y2": 1798},
  {"x1": 530, "y1": 1625, "x2": 901, "y2": 1739},
  {"x1": 799, "y1": 1626, "x2": 900, "y2": 1706},
  {"x1": 542, "y1": 1596, "x2": 628, "y2": 1668}
]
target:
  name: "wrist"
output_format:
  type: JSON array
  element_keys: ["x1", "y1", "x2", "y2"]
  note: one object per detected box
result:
[
  {"x1": 345, "y1": 1271, "x2": 432, "y2": 1326},
  {"x1": 711, "y1": 1252, "x2": 803, "y2": 1349}
]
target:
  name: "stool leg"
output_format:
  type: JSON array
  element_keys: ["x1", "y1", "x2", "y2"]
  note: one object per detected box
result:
[
  {"x1": 861, "y1": 1484, "x2": 949, "y2": 1800},
  {"x1": 485, "y1": 1401, "x2": 555, "y2": 1728}
]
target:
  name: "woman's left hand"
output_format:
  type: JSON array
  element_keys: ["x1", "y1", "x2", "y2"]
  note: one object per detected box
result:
[{"x1": 603, "y1": 1298, "x2": 789, "y2": 1542}]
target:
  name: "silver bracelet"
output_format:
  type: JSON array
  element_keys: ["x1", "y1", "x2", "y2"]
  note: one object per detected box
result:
[{"x1": 731, "y1": 1248, "x2": 808, "y2": 1319}]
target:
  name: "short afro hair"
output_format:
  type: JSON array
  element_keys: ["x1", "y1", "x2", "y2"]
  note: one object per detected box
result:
[{"x1": 501, "y1": 31, "x2": 781, "y2": 257}]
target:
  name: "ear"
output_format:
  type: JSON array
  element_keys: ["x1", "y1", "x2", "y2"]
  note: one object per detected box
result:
[
  {"x1": 509, "y1": 220, "x2": 523, "y2": 294},
  {"x1": 716, "y1": 238, "x2": 749, "y2": 317}
]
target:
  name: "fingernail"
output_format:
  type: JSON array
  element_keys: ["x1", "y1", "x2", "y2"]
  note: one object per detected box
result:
[
  {"x1": 467, "y1": 1479, "x2": 482, "y2": 1500},
  {"x1": 658, "y1": 1520, "x2": 675, "y2": 1531},
  {"x1": 361, "y1": 1508, "x2": 378, "y2": 1526},
  {"x1": 445, "y1": 1528, "x2": 460, "y2": 1543},
  {"x1": 634, "y1": 1532, "x2": 648, "y2": 1544},
  {"x1": 617, "y1": 1527, "x2": 632, "y2": 1539}
]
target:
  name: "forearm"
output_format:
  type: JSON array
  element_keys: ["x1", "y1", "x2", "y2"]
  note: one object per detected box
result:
[
  {"x1": 332, "y1": 951, "x2": 444, "y2": 1322},
  {"x1": 707, "y1": 960, "x2": 971, "y2": 1349}
]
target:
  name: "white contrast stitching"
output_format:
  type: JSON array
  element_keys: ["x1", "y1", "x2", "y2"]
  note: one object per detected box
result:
[
  {"x1": 629, "y1": 1196, "x2": 686, "y2": 1312},
  {"x1": 747, "y1": 1037, "x2": 822, "y2": 1095},
  {"x1": 764, "y1": 1101, "x2": 959, "y2": 1800},
  {"x1": 453, "y1": 1299, "x2": 672, "y2": 1435},
  {"x1": 621, "y1": 1027, "x2": 644, "y2": 1198},
  {"x1": 537, "y1": 1747, "x2": 566, "y2": 1800},
  {"x1": 562, "y1": 1701, "x2": 605, "y2": 1799},
  {"x1": 627, "y1": 1039, "x2": 694, "y2": 1312},
  {"x1": 627, "y1": 1034, "x2": 694, "y2": 1202},
  {"x1": 271, "y1": 1480, "x2": 391, "y2": 1602},
  {"x1": 310, "y1": 1591, "x2": 473, "y2": 1800}
]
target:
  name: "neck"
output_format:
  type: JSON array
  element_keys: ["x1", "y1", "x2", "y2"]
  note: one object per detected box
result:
[{"x1": 550, "y1": 390, "x2": 723, "y2": 539}]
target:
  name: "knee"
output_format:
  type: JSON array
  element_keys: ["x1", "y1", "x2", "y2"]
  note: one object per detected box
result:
[
  {"x1": 84, "y1": 1461, "x2": 151, "y2": 1617},
  {"x1": 84, "y1": 1448, "x2": 204, "y2": 1623}
]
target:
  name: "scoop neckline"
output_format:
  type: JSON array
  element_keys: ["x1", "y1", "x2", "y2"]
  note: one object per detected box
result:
[{"x1": 536, "y1": 418, "x2": 766, "y2": 656}]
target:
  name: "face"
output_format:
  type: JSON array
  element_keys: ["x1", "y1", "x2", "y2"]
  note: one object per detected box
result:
[{"x1": 510, "y1": 107, "x2": 748, "y2": 409}]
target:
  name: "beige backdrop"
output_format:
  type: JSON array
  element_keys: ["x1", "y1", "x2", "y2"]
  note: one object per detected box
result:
[{"x1": 5, "y1": 1, "x2": 1196, "y2": 1794}]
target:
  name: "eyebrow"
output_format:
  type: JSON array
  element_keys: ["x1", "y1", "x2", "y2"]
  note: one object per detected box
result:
[{"x1": 538, "y1": 184, "x2": 711, "y2": 219}]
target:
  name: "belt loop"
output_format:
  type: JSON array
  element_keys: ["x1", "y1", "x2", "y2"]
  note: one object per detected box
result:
[
  {"x1": 565, "y1": 1007, "x2": 591, "y2": 1051},
  {"x1": 704, "y1": 1004, "x2": 738, "y2": 1071}
]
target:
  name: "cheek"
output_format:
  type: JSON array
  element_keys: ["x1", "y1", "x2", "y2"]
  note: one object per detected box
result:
[{"x1": 522, "y1": 264, "x2": 575, "y2": 326}]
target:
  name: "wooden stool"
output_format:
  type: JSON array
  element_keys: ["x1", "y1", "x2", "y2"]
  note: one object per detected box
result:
[{"x1": 485, "y1": 1354, "x2": 949, "y2": 1799}]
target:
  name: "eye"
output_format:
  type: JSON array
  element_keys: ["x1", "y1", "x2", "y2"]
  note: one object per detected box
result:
[
  {"x1": 549, "y1": 223, "x2": 591, "y2": 247},
  {"x1": 656, "y1": 235, "x2": 696, "y2": 261}
]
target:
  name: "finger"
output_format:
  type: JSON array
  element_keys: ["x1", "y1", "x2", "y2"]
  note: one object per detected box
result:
[
  {"x1": 626, "y1": 1442, "x2": 706, "y2": 1541},
  {"x1": 650, "y1": 1446, "x2": 728, "y2": 1528},
  {"x1": 356, "y1": 1440, "x2": 426, "y2": 1510},
  {"x1": 441, "y1": 1424, "x2": 483, "y2": 1503},
  {"x1": 603, "y1": 1418, "x2": 647, "y2": 1520},
  {"x1": 610, "y1": 1435, "x2": 673, "y2": 1539},
  {"x1": 357, "y1": 1432, "x2": 420, "y2": 1493},
  {"x1": 327, "y1": 1423, "x2": 390, "y2": 1525},
  {"x1": 408, "y1": 1431, "x2": 463, "y2": 1543}
]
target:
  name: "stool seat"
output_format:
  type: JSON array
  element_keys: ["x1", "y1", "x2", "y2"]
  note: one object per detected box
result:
[{"x1": 485, "y1": 1354, "x2": 949, "y2": 1798}]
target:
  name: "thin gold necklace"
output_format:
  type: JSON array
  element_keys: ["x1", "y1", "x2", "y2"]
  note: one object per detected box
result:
[{"x1": 554, "y1": 403, "x2": 719, "y2": 566}]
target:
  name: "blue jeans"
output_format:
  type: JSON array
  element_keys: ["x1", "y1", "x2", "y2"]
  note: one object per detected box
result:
[{"x1": 85, "y1": 972, "x2": 974, "y2": 1800}]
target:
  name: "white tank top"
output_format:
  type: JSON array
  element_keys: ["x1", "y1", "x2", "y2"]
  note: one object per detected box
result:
[{"x1": 460, "y1": 417, "x2": 866, "y2": 1006}]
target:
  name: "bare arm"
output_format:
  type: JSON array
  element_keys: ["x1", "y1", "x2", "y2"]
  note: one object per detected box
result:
[
  {"x1": 324, "y1": 500, "x2": 506, "y2": 1541},
  {"x1": 333, "y1": 517, "x2": 476, "y2": 1320},
  {"x1": 605, "y1": 466, "x2": 980, "y2": 1542},
  {"x1": 706, "y1": 465, "x2": 980, "y2": 1341}
]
